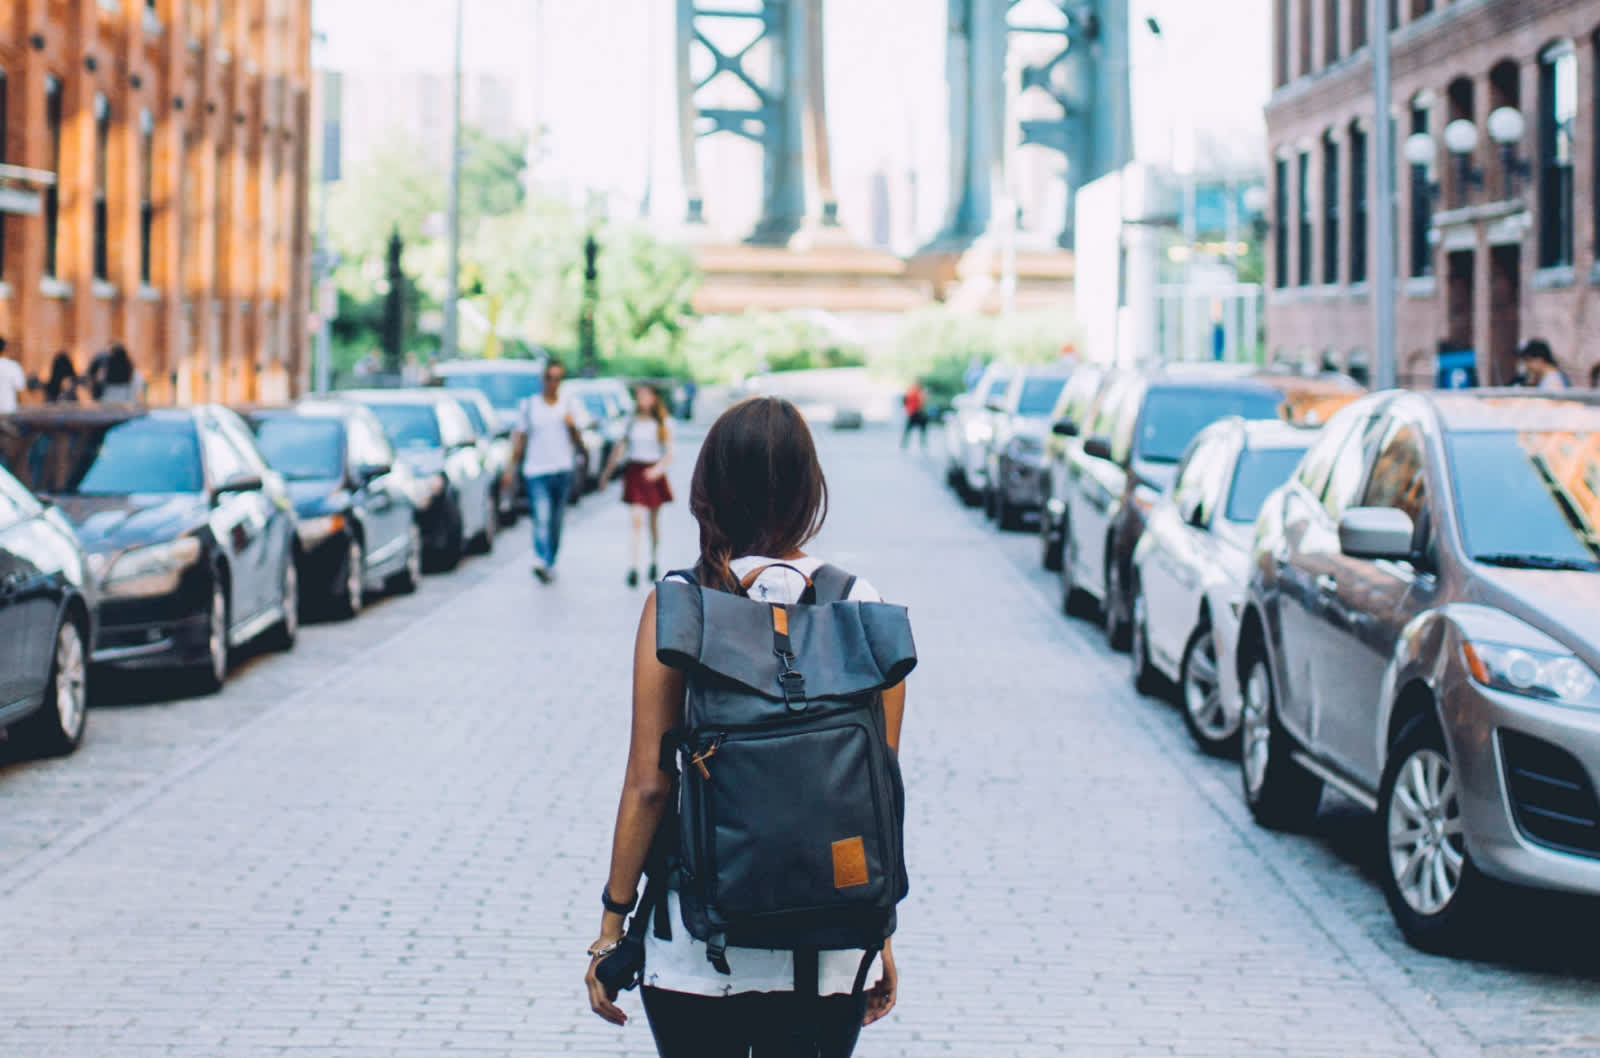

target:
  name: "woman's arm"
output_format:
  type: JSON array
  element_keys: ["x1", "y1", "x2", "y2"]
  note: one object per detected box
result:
[
  {"x1": 598, "y1": 432, "x2": 629, "y2": 487},
  {"x1": 863, "y1": 678, "x2": 906, "y2": 1026},
  {"x1": 585, "y1": 590, "x2": 684, "y2": 1025}
]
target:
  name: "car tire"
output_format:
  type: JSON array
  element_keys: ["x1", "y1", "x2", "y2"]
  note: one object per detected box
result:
[
  {"x1": 496, "y1": 484, "x2": 519, "y2": 528},
  {"x1": 1181, "y1": 621, "x2": 1238, "y2": 756},
  {"x1": 1377, "y1": 713, "x2": 1493, "y2": 953},
  {"x1": 1238, "y1": 650, "x2": 1322, "y2": 830},
  {"x1": 1129, "y1": 584, "x2": 1160, "y2": 696},
  {"x1": 996, "y1": 490, "x2": 1024, "y2": 532},
  {"x1": 390, "y1": 522, "x2": 424, "y2": 594},
  {"x1": 16, "y1": 618, "x2": 89, "y2": 757},
  {"x1": 468, "y1": 491, "x2": 497, "y2": 554},
  {"x1": 428, "y1": 498, "x2": 465, "y2": 572},
  {"x1": 261, "y1": 555, "x2": 299, "y2": 653},
  {"x1": 1103, "y1": 560, "x2": 1131, "y2": 651},
  {"x1": 1059, "y1": 526, "x2": 1093, "y2": 618},
  {"x1": 193, "y1": 578, "x2": 230, "y2": 695},
  {"x1": 1040, "y1": 515, "x2": 1064, "y2": 572},
  {"x1": 334, "y1": 535, "x2": 365, "y2": 620},
  {"x1": 959, "y1": 474, "x2": 983, "y2": 508}
]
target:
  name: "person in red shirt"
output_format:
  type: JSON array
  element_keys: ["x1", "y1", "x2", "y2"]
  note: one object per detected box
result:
[{"x1": 901, "y1": 382, "x2": 929, "y2": 450}]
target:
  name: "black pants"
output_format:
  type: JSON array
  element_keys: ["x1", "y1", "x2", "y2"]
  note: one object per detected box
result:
[
  {"x1": 901, "y1": 411, "x2": 929, "y2": 448},
  {"x1": 641, "y1": 986, "x2": 866, "y2": 1058}
]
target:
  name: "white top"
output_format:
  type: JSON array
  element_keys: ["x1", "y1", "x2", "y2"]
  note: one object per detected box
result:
[
  {"x1": 0, "y1": 357, "x2": 26, "y2": 413},
  {"x1": 516, "y1": 391, "x2": 579, "y2": 476},
  {"x1": 643, "y1": 554, "x2": 885, "y2": 998},
  {"x1": 1539, "y1": 371, "x2": 1569, "y2": 391},
  {"x1": 624, "y1": 416, "x2": 670, "y2": 465}
]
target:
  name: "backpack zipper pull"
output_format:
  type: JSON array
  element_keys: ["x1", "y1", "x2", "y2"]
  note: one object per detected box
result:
[{"x1": 690, "y1": 738, "x2": 722, "y2": 779}]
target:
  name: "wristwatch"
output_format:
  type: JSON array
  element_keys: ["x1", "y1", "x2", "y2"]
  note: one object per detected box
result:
[{"x1": 602, "y1": 886, "x2": 638, "y2": 916}]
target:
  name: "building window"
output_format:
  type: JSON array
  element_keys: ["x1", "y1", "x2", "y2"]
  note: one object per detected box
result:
[
  {"x1": 1298, "y1": 0, "x2": 1312, "y2": 77},
  {"x1": 1409, "y1": 104, "x2": 1433, "y2": 277},
  {"x1": 139, "y1": 109, "x2": 155, "y2": 285},
  {"x1": 1297, "y1": 150, "x2": 1312, "y2": 286},
  {"x1": 1349, "y1": 122, "x2": 1368, "y2": 283},
  {"x1": 1538, "y1": 43, "x2": 1576, "y2": 269},
  {"x1": 1350, "y1": 1, "x2": 1367, "y2": 50},
  {"x1": 93, "y1": 95, "x2": 110, "y2": 282},
  {"x1": 1275, "y1": 0, "x2": 1290, "y2": 85},
  {"x1": 1411, "y1": 0, "x2": 1434, "y2": 17},
  {"x1": 43, "y1": 77, "x2": 62, "y2": 279},
  {"x1": 1274, "y1": 157, "x2": 1289, "y2": 288},
  {"x1": 1322, "y1": 133, "x2": 1339, "y2": 284},
  {"x1": 1325, "y1": 0, "x2": 1340, "y2": 66}
]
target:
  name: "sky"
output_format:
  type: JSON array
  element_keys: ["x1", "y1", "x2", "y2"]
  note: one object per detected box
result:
[{"x1": 316, "y1": 0, "x2": 1270, "y2": 247}]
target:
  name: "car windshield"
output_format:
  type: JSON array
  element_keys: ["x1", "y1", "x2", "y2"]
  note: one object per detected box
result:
[
  {"x1": 440, "y1": 371, "x2": 544, "y2": 410},
  {"x1": 366, "y1": 403, "x2": 441, "y2": 449},
  {"x1": 452, "y1": 397, "x2": 489, "y2": 436},
  {"x1": 1449, "y1": 430, "x2": 1600, "y2": 570},
  {"x1": 1138, "y1": 389, "x2": 1285, "y2": 463},
  {"x1": 0, "y1": 417, "x2": 203, "y2": 495},
  {"x1": 1225, "y1": 446, "x2": 1309, "y2": 523},
  {"x1": 1015, "y1": 377, "x2": 1067, "y2": 417},
  {"x1": 578, "y1": 393, "x2": 609, "y2": 421},
  {"x1": 250, "y1": 417, "x2": 345, "y2": 481}
]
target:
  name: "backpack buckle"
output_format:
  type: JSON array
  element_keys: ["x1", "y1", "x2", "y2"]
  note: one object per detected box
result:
[{"x1": 776, "y1": 652, "x2": 807, "y2": 710}]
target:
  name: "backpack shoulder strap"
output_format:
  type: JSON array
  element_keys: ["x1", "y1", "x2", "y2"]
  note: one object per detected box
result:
[
  {"x1": 663, "y1": 567, "x2": 699, "y2": 586},
  {"x1": 810, "y1": 563, "x2": 857, "y2": 604}
]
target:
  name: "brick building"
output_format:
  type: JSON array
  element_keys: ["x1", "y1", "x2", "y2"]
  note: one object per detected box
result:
[
  {"x1": 1267, "y1": 0, "x2": 1600, "y2": 388},
  {"x1": 0, "y1": 0, "x2": 311, "y2": 405}
]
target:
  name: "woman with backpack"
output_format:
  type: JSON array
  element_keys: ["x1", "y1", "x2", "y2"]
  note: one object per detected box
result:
[
  {"x1": 599, "y1": 383, "x2": 675, "y2": 588},
  {"x1": 585, "y1": 396, "x2": 907, "y2": 1057}
]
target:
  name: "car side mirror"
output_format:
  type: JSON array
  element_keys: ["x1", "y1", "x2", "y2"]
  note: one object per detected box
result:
[
  {"x1": 1051, "y1": 417, "x2": 1079, "y2": 438},
  {"x1": 354, "y1": 462, "x2": 390, "y2": 484},
  {"x1": 1083, "y1": 435, "x2": 1113, "y2": 461},
  {"x1": 215, "y1": 472, "x2": 264, "y2": 495},
  {"x1": 1338, "y1": 507, "x2": 1415, "y2": 561},
  {"x1": 1178, "y1": 493, "x2": 1204, "y2": 529}
]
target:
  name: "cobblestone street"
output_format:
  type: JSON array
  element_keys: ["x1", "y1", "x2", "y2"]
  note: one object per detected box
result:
[{"x1": 3, "y1": 423, "x2": 1600, "y2": 1057}]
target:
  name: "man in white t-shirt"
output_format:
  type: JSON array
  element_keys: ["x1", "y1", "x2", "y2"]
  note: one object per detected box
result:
[
  {"x1": 0, "y1": 338, "x2": 28, "y2": 414},
  {"x1": 505, "y1": 359, "x2": 586, "y2": 582}
]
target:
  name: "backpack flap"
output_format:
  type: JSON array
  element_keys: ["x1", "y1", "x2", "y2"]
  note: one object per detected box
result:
[{"x1": 655, "y1": 580, "x2": 916, "y2": 711}]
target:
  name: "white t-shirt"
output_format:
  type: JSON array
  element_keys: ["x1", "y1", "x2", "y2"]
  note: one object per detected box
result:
[
  {"x1": 624, "y1": 416, "x2": 670, "y2": 465},
  {"x1": 1539, "y1": 370, "x2": 1569, "y2": 391},
  {"x1": 643, "y1": 554, "x2": 887, "y2": 998},
  {"x1": 0, "y1": 357, "x2": 26, "y2": 413},
  {"x1": 517, "y1": 392, "x2": 579, "y2": 476}
]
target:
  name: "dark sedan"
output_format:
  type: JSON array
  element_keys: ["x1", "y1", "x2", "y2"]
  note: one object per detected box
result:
[
  {"x1": 0, "y1": 406, "x2": 299, "y2": 693},
  {"x1": 983, "y1": 365, "x2": 1073, "y2": 530},
  {"x1": 0, "y1": 458, "x2": 92, "y2": 757},
  {"x1": 244, "y1": 401, "x2": 423, "y2": 618},
  {"x1": 343, "y1": 390, "x2": 497, "y2": 571}
]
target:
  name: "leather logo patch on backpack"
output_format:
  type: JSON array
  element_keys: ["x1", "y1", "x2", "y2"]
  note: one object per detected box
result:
[{"x1": 832, "y1": 837, "x2": 869, "y2": 889}]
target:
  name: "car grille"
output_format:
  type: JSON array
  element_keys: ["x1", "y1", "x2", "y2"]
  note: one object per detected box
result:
[{"x1": 1499, "y1": 730, "x2": 1600, "y2": 858}]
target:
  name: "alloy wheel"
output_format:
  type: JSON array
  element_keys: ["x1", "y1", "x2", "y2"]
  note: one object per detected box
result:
[
  {"x1": 207, "y1": 584, "x2": 229, "y2": 687},
  {"x1": 1386, "y1": 749, "x2": 1465, "y2": 917},
  {"x1": 345, "y1": 537, "x2": 365, "y2": 616},
  {"x1": 1183, "y1": 630, "x2": 1230, "y2": 742},
  {"x1": 53, "y1": 622, "x2": 87, "y2": 742},
  {"x1": 1240, "y1": 661, "x2": 1273, "y2": 800}
]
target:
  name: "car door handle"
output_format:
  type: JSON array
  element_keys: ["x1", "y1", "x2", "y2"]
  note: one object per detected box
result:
[{"x1": 1315, "y1": 573, "x2": 1338, "y2": 594}]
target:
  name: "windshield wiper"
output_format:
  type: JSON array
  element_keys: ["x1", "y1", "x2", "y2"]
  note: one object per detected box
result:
[{"x1": 1475, "y1": 552, "x2": 1600, "y2": 572}]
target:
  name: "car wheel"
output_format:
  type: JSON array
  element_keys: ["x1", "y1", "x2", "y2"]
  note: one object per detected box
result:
[
  {"x1": 1129, "y1": 585, "x2": 1159, "y2": 695},
  {"x1": 496, "y1": 484, "x2": 519, "y2": 528},
  {"x1": 1060, "y1": 526, "x2": 1093, "y2": 618},
  {"x1": 18, "y1": 618, "x2": 89, "y2": 756},
  {"x1": 1181, "y1": 622, "x2": 1237, "y2": 756},
  {"x1": 1040, "y1": 515, "x2": 1064, "y2": 572},
  {"x1": 945, "y1": 463, "x2": 963, "y2": 491},
  {"x1": 194, "y1": 579, "x2": 230, "y2": 695},
  {"x1": 959, "y1": 473, "x2": 983, "y2": 508},
  {"x1": 1378, "y1": 714, "x2": 1491, "y2": 952},
  {"x1": 391, "y1": 521, "x2": 423, "y2": 594},
  {"x1": 1239, "y1": 651, "x2": 1322, "y2": 830},
  {"x1": 335, "y1": 535, "x2": 365, "y2": 620},
  {"x1": 996, "y1": 490, "x2": 1024, "y2": 532},
  {"x1": 262, "y1": 556, "x2": 299, "y2": 652},
  {"x1": 429, "y1": 498, "x2": 465, "y2": 572},
  {"x1": 469, "y1": 491, "x2": 496, "y2": 554},
  {"x1": 1103, "y1": 561, "x2": 1131, "y2": 651}
]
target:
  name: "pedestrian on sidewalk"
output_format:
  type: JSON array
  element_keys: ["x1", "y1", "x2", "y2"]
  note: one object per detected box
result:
[
  {"x1": 99, "y1": 344, "x2": 146, "y2": 404},
  {"x1": 900, "y1": 380, "x2": 929, "y2": 450},
  {"x1": 1516, "y1": 339, "x2": 1569, "y2": 390},
  {"x1": 41, "y1": 351, "x2": 84, "y2": 403},
  {"x1": 599, "y1": 383, "x2": 675, "y2": 588},
  {"x1": 585, "y1": 396, "x2": 904, "y2": 1056},
  {"x1": 504, "y1": 358, "x2": 586, "y2": 583}
]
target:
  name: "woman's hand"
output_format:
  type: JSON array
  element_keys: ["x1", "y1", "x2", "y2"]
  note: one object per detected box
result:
[
  {"x1": 644, "y1": 464, "x2": 665, "y2": 482},
  {"x1": 862, "y1": 941, "x2": 898, "y2": 1026},
  {"x1": 584, "y1": 942, "x2": 628, "y2": 1026}
]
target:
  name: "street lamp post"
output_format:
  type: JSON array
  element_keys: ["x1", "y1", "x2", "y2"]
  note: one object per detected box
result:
[
  {"x1": 1371, "y1": 0, "x2": 1397, "y2": 390},
  {"x1": 441, "y1": 0, "x2": 464, "y2": 364}
]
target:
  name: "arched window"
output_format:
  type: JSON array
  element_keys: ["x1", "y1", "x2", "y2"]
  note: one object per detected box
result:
[
  {"x1": 93, "y1": 94, "x2": 111, "y2": 282},
  {"x1": 1409, "y1": 97, "x2": 1433, "y2": 278},
  {"x1": 1322, "y1": 131, "x2": 1340, "y2": 284},
  {"x1": 1348, "y1": 120, "x2": 1368, "y2": 283},
  {"x1": 1538, "y1": 40, "x2": 1577, "y2": 269}
]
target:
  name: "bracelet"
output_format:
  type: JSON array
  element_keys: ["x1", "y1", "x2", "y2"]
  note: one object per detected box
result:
[
  {"x1": 602, "y1": 886, "x2": 638, "y2": 916},
  {"x1": 588, "y1": 936, "x2": 625, "y2": 959}
]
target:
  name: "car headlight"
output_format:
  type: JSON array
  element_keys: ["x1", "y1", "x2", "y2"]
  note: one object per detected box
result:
[
  {"x1": 965, "y1": 421, "x2": 993, "y2": 445},
  {"x1": 1462, "y1": 640, "x2": 1600, "y2": 705},
  {"x1": 100, "y1": 537, "x2": 203, "y2": 599},
  {"x1": 297, "y1": 513, "x2": 347, "y2": 546}
]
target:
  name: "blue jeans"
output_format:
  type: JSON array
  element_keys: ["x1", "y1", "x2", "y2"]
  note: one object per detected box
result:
[{"x1": 525, "y1": 471, "x2": 572, "y2": 568}]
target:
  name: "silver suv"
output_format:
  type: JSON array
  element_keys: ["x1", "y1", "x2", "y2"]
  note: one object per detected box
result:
[{"x1": 1237, "y1": 390, "x2": 1600, "y2": 950}]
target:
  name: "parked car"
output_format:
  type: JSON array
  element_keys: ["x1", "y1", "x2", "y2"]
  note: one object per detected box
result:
[
  {"x1": 944, "y1": 363, "x2": 1015, "y2": 504},
  {"x1": 1038, "y1": 364, "x2": 1109, "y2": 571},
  {"x1": 343, "y1": 389, "x2": 497, "y2": 571},
  {"x1": 1055, "y1": 368, "x2": 1363, "y2": 648},
  {"x1": 1237, "y1": 389, "x2": 1600, "y2": 949},
  {"x1": 0, "y1": 458, "x2": 93, "y2": 756},
  {"x1": 1128, "y1": 417, "x2": 1314, "y2": 754},
  {"x1": 565, "y1": 378, "x2": 629, "y2": 490},
  {"x1": 243, "y1": 401, "x2": 423, "y2": 618},
  {"x1": 432, "y1": 359, "x2": 548, "y2": 434},
  {"x1": 983, "y1": 365, "x2": 1074, "y2": 530},
  {"x1": 444, "y1": 388, "x2": 519, "y2": 526},
  {"x1": 0, "y1": 406, "x2": 299, "y2": 693}
]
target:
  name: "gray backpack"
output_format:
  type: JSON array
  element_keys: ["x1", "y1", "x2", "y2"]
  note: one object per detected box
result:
[{"x1": 652, "y1": 562, "x2": 916, "y2": 995}]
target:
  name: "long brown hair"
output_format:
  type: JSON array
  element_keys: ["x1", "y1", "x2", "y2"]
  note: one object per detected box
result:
[
  {"x1": 636, "y1": 383, "x2": 669, "y2": 443},
  {"x1": 689, "y1": 396, "x2": 828, "y2": 592}
]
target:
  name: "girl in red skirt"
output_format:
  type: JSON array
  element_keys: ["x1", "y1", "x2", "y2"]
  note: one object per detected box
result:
[{"x1": 601, "y1": 384, "x2": 675, "y2": 587}]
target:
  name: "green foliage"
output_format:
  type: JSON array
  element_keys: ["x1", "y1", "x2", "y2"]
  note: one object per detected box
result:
[
  {"x1": 873, "y1": 306, "x2": 1081, "y2": 403},
  {"x1": 683, "y1": 311, "x2": 866, "y2": 383}
]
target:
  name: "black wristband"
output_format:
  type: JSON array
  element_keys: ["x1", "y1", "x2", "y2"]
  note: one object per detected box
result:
[{"x1": 602, "y1": 886, "x2": 638, "y2": 915}]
